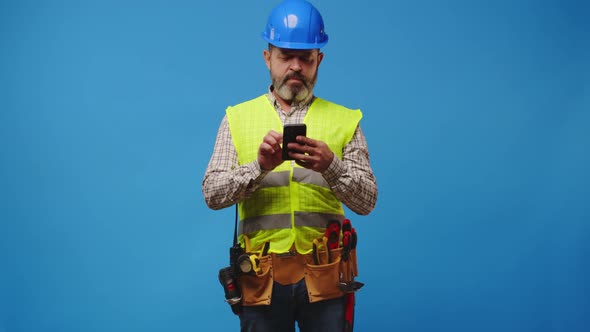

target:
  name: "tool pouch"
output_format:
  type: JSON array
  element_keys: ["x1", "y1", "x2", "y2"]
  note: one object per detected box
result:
[
  {"x1": 238, "y1": 254, "x2": 273, "y2": 306},
  {"x1": 346, "y1": 248, "x2": 359, "y2": 281},
  {"x1": 303, "y1": 248, "x2": 345, "y2": 302}
]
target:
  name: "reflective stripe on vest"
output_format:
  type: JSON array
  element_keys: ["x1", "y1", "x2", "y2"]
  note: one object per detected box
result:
[
  {"x1": 240, "y1": 212, "x2": 346, "y2": 234},
  {"x1": 259, "y1": 168, "x2": 329, "y2": 189},
  {"x1": 226, "y1": 95, "x2": 362, "y2": 253}
]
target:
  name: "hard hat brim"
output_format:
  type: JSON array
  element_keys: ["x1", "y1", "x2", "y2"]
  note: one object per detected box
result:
[{"x1": 262, "y1": 34, "x2": 328, "y2": 50}]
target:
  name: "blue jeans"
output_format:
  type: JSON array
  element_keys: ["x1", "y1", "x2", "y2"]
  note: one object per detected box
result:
[{"x1": 239, "y1": 278, "x2": 345, "y2": 332}]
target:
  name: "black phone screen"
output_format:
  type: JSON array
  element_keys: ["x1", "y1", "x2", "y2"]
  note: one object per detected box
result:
[{"x1": 282, "y1": 124, "x2": 307, "y2": 160}]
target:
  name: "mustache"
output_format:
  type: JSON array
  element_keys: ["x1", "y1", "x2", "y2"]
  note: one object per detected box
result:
[{"x1": 283, "y1": 73, "x2": 308, "y2": 86}]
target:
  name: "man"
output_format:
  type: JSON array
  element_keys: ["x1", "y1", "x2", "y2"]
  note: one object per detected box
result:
[{"x1": 202, "y1": 0, "x2": 377, "y2": 331}]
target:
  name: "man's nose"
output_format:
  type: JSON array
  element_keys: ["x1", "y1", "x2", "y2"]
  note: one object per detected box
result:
[{"x1": 289, "y1": 58, "x2": 302, "y2": 71}]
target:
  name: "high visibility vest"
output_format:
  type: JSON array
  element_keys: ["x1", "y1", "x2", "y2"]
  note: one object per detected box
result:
[{"x1": 226, "y1": 95, "x2": 362, "y2": 254}]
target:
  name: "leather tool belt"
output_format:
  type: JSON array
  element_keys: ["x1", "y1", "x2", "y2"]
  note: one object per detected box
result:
[{"x1": 238, "y1": 246, "x2": 358, "y2": 306}]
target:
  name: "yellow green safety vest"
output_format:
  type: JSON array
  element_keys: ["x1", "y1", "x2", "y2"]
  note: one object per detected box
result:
[{"x1": 226, "y1": 95, "x2": 362, "y2": 254}]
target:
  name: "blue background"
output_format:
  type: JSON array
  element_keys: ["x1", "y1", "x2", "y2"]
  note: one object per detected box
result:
[{"x1": 1, "y1": 0, "x2": 589, "y2": 331}]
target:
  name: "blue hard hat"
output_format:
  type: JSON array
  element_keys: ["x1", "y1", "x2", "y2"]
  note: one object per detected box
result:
[{"x1": 262, "y1": 0, "x2": 329, "y2": 49}]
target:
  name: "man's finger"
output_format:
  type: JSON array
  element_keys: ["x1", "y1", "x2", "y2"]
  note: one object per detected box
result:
[
  {"x1": 264, "y1": 132, "x2": 283, "y2": 150},
  {"x1": 268, "y1": 130, "x2": 283, "y2": 142},
  {"x1": 289, "y1": 151, "x2": 307, "y2": 160},
  {"x1": 294, "y1": 159, "x2": 310, "y2": 169},
  {"x1": 287, "y1": 142, "x2": 305, "y2": 152},
  {"x1": 264, "y1": 138, "x2": 279, "y2": 151},
  {"x1": 296, "y1": 135, "x2": 316, "y2": 147},
  {"x1": 259, "y1": 142, "x2": 276, "y2": 155}
]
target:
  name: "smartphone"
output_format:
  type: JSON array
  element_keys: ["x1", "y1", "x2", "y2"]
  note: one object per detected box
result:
[{"x1": 282, "y1": 123, "x2": 307, "y2": 160}]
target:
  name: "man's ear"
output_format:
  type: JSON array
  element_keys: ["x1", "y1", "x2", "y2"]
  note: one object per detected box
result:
[
  {"x1": 263, "y1": 49, "x2": 271, "y2": 70},
  {"x1": 317, "y1": 51, "x2": 324, "y2": 67}
]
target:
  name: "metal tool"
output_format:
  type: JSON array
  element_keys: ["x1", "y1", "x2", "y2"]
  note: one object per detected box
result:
[
  {"x1": 321, "y1": 236, "x2": 330, "y2": 264},
  {"x1": 312, "y1": 239, "x2": 320, "y2": 265},
  {"x1": 342, "y1": 219, "x2": 352, "y2": 260},
  {"x1": 339, "y1": 219, "x2": 363, "y2": 332},
  {"x1": 261, "y1": 241, "x2": 270, "y2": 257}
]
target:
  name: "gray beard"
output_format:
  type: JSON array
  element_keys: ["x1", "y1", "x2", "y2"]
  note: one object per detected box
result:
[
  {"x1": 272, "y1": 72, "x2": 317, "y2": 105},
  {"x1": 274, "y1": 82, "x2": 310, "y2": 104}
]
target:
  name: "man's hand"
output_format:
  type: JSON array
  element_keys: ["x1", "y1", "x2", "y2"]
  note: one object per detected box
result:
[
  {"x1": 288, "y1": 136, "x2": 334, "y2": 172},
  {"x1": 258, "y1": 130, "x2": 283, "y2": 171}
]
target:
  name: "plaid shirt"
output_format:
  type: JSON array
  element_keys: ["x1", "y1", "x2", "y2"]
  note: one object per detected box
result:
[{"x1": 202, "y1": 89, "x2": 378, "y2": 215}]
